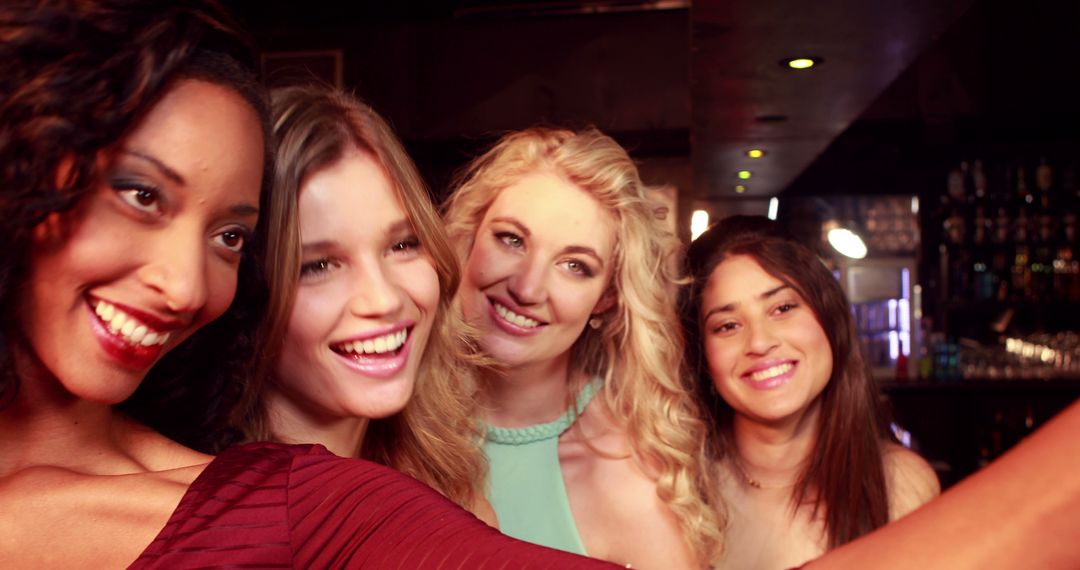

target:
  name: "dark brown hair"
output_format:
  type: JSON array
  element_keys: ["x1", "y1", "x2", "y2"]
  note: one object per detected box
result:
[
  {"x1": 0, "y1": 0, "x2": 272, "y2": 452},
  {"x1": 681, "y1": 215, "x2": 890, "y2": 548}
]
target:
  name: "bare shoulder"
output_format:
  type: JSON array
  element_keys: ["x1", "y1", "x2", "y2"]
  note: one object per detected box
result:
[
  {"x1": 472, "y1": 495, "x2": 500, "y2": 529},
  {"x1": 882, "y1": 443, "x2": 941, "y2": 520}
]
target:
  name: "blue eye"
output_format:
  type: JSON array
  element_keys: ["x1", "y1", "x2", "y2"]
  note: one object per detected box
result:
[
  {"x1": 496, "y1": 232, "x2": 524, "y2": 248},
  {"x1": 563, "y1": 259, "x2": 595, "y2": 278}
]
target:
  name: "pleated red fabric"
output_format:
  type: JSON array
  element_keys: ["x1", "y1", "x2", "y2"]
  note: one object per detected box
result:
[{"x1": 132, "y1": 442, "x2": 614, "y2": 569}]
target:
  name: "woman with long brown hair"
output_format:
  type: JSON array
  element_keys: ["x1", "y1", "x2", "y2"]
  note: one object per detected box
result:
[
  {"x1": 232, "y1": 83, "x2": 494, "y2": 521},
  {"x1": 681, "y1": 215, "x2": 939, "y2": 569}
]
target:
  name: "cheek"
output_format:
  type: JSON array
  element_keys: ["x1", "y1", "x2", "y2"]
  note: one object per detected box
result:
[
  {"x1": 403, "y1": 259, "x2": 440, "y2": 319},
  {"x1": 200, "y1": 261, "x2": 241, "y2": 324},
  {"x1": 704, "y1": 338, "x2": 738, "y2": 380},
  {"x1": 463, "y1": 238, "x2": 505, "y2": 289},
  {"x1": 284, "y1": 287, "x2": 338, "y2": 351}
]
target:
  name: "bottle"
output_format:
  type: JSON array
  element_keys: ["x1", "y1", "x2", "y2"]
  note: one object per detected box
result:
[
  {"x1": 1011, "y1": 166, "x2": 1033, "y2": 301},
  {"x1": 971, "y1": 206, "x2": 995, "y2": 300},
  {"x1": 973, "y1": 159, "x2": 989, "y2": 204}
]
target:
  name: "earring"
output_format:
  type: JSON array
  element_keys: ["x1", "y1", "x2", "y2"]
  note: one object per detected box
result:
[{"x1": 588, "y1": 316, "x2": 602, "y2": 330}]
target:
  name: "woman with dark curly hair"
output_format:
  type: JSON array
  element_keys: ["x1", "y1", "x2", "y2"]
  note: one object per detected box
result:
[
  {"x1": 0, "y1": 1, "x2": 612, "y2": 567},
  {"x1": 681, "y1": 215, "x2": 938, "y2": 569}
]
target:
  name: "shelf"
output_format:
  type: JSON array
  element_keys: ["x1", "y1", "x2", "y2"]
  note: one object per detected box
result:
[{"x1": 882, "y1": 378, "x2": 1080, "y2": 394}]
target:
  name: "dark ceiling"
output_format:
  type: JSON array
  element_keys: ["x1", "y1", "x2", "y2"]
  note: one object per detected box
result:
[
  {"x1": 691, "y1": 0, "x2": 974, "y2": 201},
  {"x1": 225, "y1": 0, "x2": 1080, "y2": 213}
]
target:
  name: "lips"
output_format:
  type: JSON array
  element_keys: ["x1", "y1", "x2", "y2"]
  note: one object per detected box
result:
[
  {"x1": 329, "y1": 324, "x2": 413, "y2": 379},
  {"x1": 740, "y1": 360, "x2": 797, "y2": 390},
  {"x1": 486, "y1": 297, "x2": 546, "y2": 336},
  {"x1": 87, "y1": 297, "x2": 177, "y2": 370}
]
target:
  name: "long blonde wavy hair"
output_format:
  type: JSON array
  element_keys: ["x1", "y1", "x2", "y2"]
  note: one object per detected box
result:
[
  {"x1": 236, "y1": 84, "x2": 487, "y2": 510},
  {"x1": 443, "y1": 127, "x2": 724, "y2": 563}
]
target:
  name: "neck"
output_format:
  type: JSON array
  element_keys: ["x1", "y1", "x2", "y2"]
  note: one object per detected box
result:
[
  {"x1": 263, "y1": 386, "x2": 369, "y2": 458},
  {"x1": 481, "y1": 351, "x2": 579, "y2": 428},
  {"x1": 730, "y1": 400, "x2": 822, "y2": 490},
  {"x1": 1, "y1": 351, "x2": 135, "y2": 475}
]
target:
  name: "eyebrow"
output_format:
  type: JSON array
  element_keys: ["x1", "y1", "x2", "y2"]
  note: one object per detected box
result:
[
  {"x1": 490, "y1": 216, "x2": 531, "y2": 238},
  {"x1": 123, "y1": 149, "x2": 259, "y2": 218},
  {"x1": 490, "y1": 216, "x2": 605, "y2": 268},
  {"x1": 123, "y1": 149, "x2": 184, "y2": 185},
  {"x1": 702, "y1": 284, "x2": 790, "y2": 321}
]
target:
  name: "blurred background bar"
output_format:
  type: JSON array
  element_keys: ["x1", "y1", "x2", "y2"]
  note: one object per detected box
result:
[{"x1": 224, "y1": 0, "x2": 1080, "y2": 488}]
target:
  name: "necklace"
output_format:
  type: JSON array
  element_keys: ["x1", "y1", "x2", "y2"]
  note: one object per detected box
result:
[{"x1": 729, "y1": 457, "x2": 796, "y2": 491}]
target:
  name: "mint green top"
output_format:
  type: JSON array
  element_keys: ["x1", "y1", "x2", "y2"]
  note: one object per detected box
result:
[{"x1": 483, "y1": 380, "x2": 601, "y2": 556}]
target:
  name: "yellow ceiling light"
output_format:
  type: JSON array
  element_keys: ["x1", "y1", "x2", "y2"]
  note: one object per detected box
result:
[
  {"x1": 735, "y1": 185, "x2": 747, "y2": 194},
  {"x1": 746, "y1": 149, "x2": 765, "y2": 158},
  {"x1": 782, "y1": 56, "x2": 822, "y2": 70},
  {"x1": 737, "y1": 170, "x2": 752, "y2": 180}
]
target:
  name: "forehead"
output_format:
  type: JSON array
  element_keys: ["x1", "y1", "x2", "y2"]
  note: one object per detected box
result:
[
  {"x1": 124, "y1": 79, "x2": 264, "y2": 206},
  {"x1": 484, "y1": 171, "x2": 617, "y2": 253},
  {"x1": 298, "y1": 148, "x2": 403, "y2": 235},
  {"x1": 702, "y1": 254, "x2": 787, "y2": 305}
]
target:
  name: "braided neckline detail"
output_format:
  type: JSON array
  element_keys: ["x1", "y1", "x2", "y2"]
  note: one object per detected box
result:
[{"x1": 485, "y1": 379, "x2": 601, "y2": 445}]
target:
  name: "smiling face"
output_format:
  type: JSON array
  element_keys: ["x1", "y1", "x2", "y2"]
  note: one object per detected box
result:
[
  {"x1": 272, "y1": 147, "x2": 439, "y2": 425},
  {"x1": 18, "y1": 79, "x2": 264, "y2": 404},
  {"x1": 459, "y1": 170, "x2": 617, "y2": 370},
  {"x1": 700, "y1": 254, "x2": 833, "y2": 426}
]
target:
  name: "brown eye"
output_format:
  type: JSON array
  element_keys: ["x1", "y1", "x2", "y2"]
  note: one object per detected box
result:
[
  {"x1": 213, "y1": 228, "x2": 248, "y2": 254},
  {"x1": 116, "y1": 186, "x2": 163, "y2": 215}
]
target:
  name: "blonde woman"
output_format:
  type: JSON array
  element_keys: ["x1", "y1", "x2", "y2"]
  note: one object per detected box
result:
[
  {"x1": 444, "y1": 127, "x2": 722, "y2": 568},
  {"x1": 233, "y1": 84, "x2": 493, "y2": 521}
]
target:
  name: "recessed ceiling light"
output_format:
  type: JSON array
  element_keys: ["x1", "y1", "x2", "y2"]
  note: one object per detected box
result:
[
  {"x1": 737, "y1": 170, "x2": 752, "y2": 180},
  {"x1": 746, "y1": 149, "x2": 765, "y2": 159},
  {"x1": 782, "y1": 57, "x2": 822, "y2": 70},
  {"x1": 755, "y1": 114, "x2": 788, "y2": 123},
  {"x1": 735, "y1": 185, "x2": 747, "y2": 194}
]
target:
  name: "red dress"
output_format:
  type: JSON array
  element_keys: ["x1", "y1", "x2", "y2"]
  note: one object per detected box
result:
[{"x1": 131, "y1": 442, "x2": 614, "y2": 568}]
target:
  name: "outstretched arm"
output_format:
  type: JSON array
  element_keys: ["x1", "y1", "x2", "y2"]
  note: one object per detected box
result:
[{"x1": 808, "y1": 399, "x2": 1080, "y2": 569}]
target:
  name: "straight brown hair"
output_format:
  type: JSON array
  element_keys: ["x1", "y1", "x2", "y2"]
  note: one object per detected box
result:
[{"x1": 682, "y1": 215, "x2": 890, "y2": 548}]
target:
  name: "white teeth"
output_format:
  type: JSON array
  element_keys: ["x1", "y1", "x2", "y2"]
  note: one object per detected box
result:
[
  {"x1": 494, "y1": 302, "x2": 539, "y2": 328},
  {"x1": 338, "y1": 329, "x2": 409, "y2": 356},
  {"x1": 110, "y1": 312, "x2": 127, "y2": 333},
  {"x1": 749, "y1": 363, "x2": 794, "y2": 382},
  {"x1": 91, "y1": 300, "x2": 170, "y2": 347}
]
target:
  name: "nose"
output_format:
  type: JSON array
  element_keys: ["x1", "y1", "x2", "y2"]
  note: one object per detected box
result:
[
  {"x1": 137, "y1": 226, "x2": 209, "y2": 315},
  {"x1": 744, "y1": 318, "x2": 780, "y2": 356},
  {"x1": 506, "y1": 253, "x2": 548, "y2": 306},
  {"x1": 347, "y1": 257, "x2": 404, "y2": 318}
]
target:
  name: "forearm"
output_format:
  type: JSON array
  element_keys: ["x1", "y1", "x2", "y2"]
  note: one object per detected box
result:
[{"x1": 807, "y1": 399, "x2": 1080, "y2": 569}]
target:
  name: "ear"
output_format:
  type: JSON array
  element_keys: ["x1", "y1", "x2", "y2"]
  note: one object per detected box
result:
[{"x1": 592, "y1": 286, "x2": 617, "y2": 315}]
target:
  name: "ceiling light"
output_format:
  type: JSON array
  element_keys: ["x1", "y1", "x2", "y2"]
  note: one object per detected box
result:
[
  {"x1": 768, "y1": 197, "x2": 779, "y2": 220},
  {"x1": 690, "y1": 210, "x2": 709, "y2": 241},
  {"x1": 746, "y1": 149, "x2": 765, "y2": 158},
  {"x1": 735, "y1": 185, "x2": 747, "y2": 194},
  {"x1": 827, "y1": 227, "x2": 868, "y2": 259},
  {"x1": 737, "y1": 170, "x2": 752, "y2": 180},
  {"x1": 782, "y1": 57, "x2": 822, "y2": 70}
]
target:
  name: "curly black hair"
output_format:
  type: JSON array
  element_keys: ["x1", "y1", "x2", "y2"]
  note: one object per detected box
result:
[{"x1": 0, "y1": 0, "x2": 273, "y2": 452}]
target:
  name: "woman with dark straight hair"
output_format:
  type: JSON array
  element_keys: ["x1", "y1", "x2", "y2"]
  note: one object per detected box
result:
[{"x1": 681, "y1": 215, "x2": 939, "y2": 569}]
